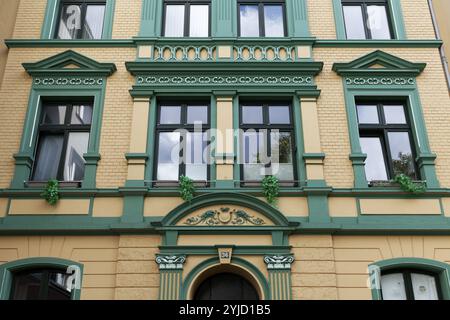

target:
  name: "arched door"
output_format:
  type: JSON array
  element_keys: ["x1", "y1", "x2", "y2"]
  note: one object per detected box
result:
[{"x1": 194, "y1": 273, "x2": 259, "y2": 300}]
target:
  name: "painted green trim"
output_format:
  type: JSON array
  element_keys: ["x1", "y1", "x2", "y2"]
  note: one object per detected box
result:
[
  {"x1": 161, "y1": 193, "x2": 291, "y2": 227},
  {"x1": 332, "y1": 0, "x2": 346, "y2": 40},
  {"x1": 212, "y1": 0, "x2": 237, "y2": 38},
  {"x1": 5, "y1": 40, "x2": 135, "y2": 48},
  {"x1": 268, "y1": 270, "x2": 292, "y2": 300},
  {"x1": 11, "y1": 51, "x2": 115, "y2": 189},
  {"x1": 333, "y1": 51, "x2": 438, "y2": 189},
  {"x1": 370, "y1": 258, "x2": 450, "y2": 300},
  {"x1": 145, "y1": 96, "x2": 157, "y2": 185},
  {"x1": 293, "y1": 96, "x2": 306, "y2": 186},
  {"x1": 40, "y1": 0, "x2": 116, "y2": 40},
  {"x1": 233, "y1": 95, "x2": 240, "y2": 183},
  {"x1": 23, "y1": 50, "x2": 117, "y2": 77},
  {"x1": 139, "y1": 0, "x2": 163, "y2": 37},
  {"x1": 314, "y1": 40, "x2": 442, "y2": 48},
  {"x1": 210, "y1": 95, "x2": 217, "y2": 183},
  {"x1": 181, "y1": 256, "x2": 271, "y2": 300},
  {"x1": 0, "y1": 257, "x2": 83, "y2": 300},
  {"x1": 286, "y1": 0, "x2": 310, "y2": 38},
  {"x1": 307, "y1": 194, "x2": 330, "y2": 223},
  {"x1": 332, "y1": 0, "x2": 407, "y2": 40}
]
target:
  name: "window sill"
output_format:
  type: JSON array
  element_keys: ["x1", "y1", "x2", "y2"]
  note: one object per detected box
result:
[
  {"x1": 151, "y1": 181, "x2": 209, "y2": 188},
  {"x1": 25, "y1": 181, "x2": 82, "y2": 189},
  {"x1": 369, "y1": 180, "x2": 425, "y2": 188},
  {"x1": 240, "y1": 181, "x2": 297, "y2": 188}
]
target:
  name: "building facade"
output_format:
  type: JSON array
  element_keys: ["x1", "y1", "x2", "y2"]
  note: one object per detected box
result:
[
  {"x1": 0, "y1": 0, "x2": 20, "y2": 89},
  {"x1": 1, "y1": 0, "x2": 450, "y2": 300}
]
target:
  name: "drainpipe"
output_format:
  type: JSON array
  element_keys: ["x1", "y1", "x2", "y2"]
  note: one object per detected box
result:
[{"x1": 428, "y1": 0, "x2": 450, "y2": 92}]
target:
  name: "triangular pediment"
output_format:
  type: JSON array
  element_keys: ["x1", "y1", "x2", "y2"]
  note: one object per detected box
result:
[
  {"x1": 23, "y1": 50, "x2": 117, "y2": 77},
  {"x1": 332, "y1": 50, "x2": 426, "y2": 77}
]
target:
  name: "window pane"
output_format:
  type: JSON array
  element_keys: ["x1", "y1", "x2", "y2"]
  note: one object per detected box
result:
[
  {"x1": 381, "y1": 273, "x2": 407, "y2": 300},
  {"x1": 187, "y1": 106, "x2": 208, "y2": 124},
  {"x1": 383, "y1": 105, "x2": 407, "y2": 124},
  {"x1": 243, "y1": 131, "x2": 266, "y2": 181},
  {"x1": 33, "y1": 135, "x2": 64, "y2": 181},
  {"x1": 63, "y1": 132, "x2": 89, "y2": 181},
  {"x1": 242, "y1": 106, "x2": 263, "y2": 124},
  {"x1": 264, "y1": 5, "x2": 284, "y2": 37},
  {"x1": 360, "y1": 137, "x2": 388, "y2": 181},
  {"x1": 357, "y1": 105, "x2": 379, "y2": 124},
  {"x1": 240, "y1": 5, "x2": 260, "y2": 37},
  {"x1": 157, "y1": 132, "x2": 180, "y2": 180},
  {"x1": 411, "y1": 273, "x2": 439, "y2": 300},
  {"x1": 388, "y1": 132, "x2": 416, "y2": 179},
  {"x1": 11, "y1": 271, "x2": 43, "y2": 300},
  {"x1": 271, "y1": 132, "x2": 294, "y2": 180},
  {"x1": 57, "y1": 4, "x2": 82, "y2": 39},
  {"x1": 165, "y1": 5, "x2": 185, "y2": 37},
  {"x1": 160, "y1": 106, "x2": 182, "y2": 124},
  {"x1": 190, "y1": 5, "x2": 209, "y2": 37},
  {"x1": 343, "y1": 5, "x2": 366, "y2": 39},
  {"x1": 82, "y1": 5, "x2": 105, "y2": 39},
  {"x1": 185, "y1": 132, "x2": 208, "y2": 181},
  {"x1": 42, "y1": 106, "x2": 67, "y2": 125},
  {"x1": 367, "y1": 5, "x2": 391, "y2": 40},
  {"x1": 47, "y1": 272, "x2": 72, "y2": 300},
  {"x1": 71, "y1": 105, "x2": 93, "y2": 125},
  {"x1": 269, "y1": 106, "x2": 290, "y2": 124}
]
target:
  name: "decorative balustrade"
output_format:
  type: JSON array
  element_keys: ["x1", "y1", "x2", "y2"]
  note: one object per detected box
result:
[{"x1": 233, "y1": 45, "x2": 296, "y2": 62}]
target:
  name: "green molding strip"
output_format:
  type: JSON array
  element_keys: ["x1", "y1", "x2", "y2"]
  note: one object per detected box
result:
[
  {"x1": 40, "y1": 0, "x2": 116, "y2": 40},
  {"x1": 139, "y1": 0, "x2": 163, "y2": 38},
  {"x1": 212, "y1": 0, "x2": 237, "y2": 38},
  {"x1": 370, "y1": 258, "x2": 450, "y2": 300},
  {"x1": 286, "y1": 0, "x2": 310, "y2": 38},
  {"x1": 0, "y1": 257, "x2": 83, "y2": 300}
]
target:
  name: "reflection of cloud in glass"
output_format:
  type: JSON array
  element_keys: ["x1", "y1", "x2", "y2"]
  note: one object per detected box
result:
[
  {"x1": 264, "y1": 6, "x2": 284, "y2": 37},
  {"x1": 240, "y1": 5, "x2": 260, "y2": 37}
]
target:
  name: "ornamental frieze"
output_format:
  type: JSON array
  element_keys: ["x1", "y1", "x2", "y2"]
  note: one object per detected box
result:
[
  {"x1": 264, "y1": 255, "x2": 295, "y2": 270},
  {"x1": 345, "y1": 77, "x2": 415, "y2": 86},
  {"x1": 136, "y1": 75, "x2": 313, "y2": 86},
  {"x1": 33, "y1": 77, "x2": 104, "y2": 87},
  {"x1": 183, "y1": 207, "x2": 266, "y2": 226},
  {"x1": 156, "y1": 255, "x2": 187, "y2": 270}
]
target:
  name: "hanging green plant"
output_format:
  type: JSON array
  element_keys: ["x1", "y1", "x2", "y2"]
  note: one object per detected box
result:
[
  {"x1": 262, "y1": 175, "x2": 280, "y2": 206},
  {"x1": 394, "y1": 174, "x2": 426, "y2": 194},
  {"x1": 179, "y1": 175, "x2": 195, "y2": 203},
  {"x1": 41, "y1": 180, "x2": 60, "y2": 206}
]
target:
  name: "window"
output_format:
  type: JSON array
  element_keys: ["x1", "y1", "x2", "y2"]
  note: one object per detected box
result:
[
  {"x1": 10, "y1": 269, "x2": 73, "y2": 300},
  {"x1": 155, "y1": 103, "x2": 210, "y2": 184},
  {"x1": 342, "y1": 0, "x2": 393, "y2": 39},
  {"x1": 238, "y1": 0, "x2": 286, "y2": 37},
  {"x1": 239, "y1": 103, "x2": 295, "y2": 185},
  {"x1": 32, "y1": 103, "x2": 92, "y2": 182},
  {"x1": 381, "y1": 269, "x2": 442, "y2": 300},
  {"x1": 356, "y1": 101, "x2": 418, "y2": 183},
  {"x1": 56, "y1": 0, "x2": 106, "y2": 39},
  {"x1": 163, "y1": 0, "x2": 210, "y2": 37}
]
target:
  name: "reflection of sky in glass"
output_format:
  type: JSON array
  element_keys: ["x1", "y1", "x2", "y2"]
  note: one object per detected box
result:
[
  {"x1": 343, "y1": 6, "x2": 366, "y2": 39},
  {"x1": 84, "y1": 5, "x2": 105, "y2": 39},
  {"x1": 367, "y1": 5, "x2": 391, "y2": 39},
  {"x1": 388, "y1": 132, "x2": 412, "y2": 161},
  {"x1": 269, "y1": 106, "x2": 290, "y2": 124},
  {"x1": 360, "y1": 137, "x2": 388, "y2": 181},
  {"x1": 357, "y1": 105, "x2": 379, "y2": 124},
  {"x1": 190, "y1": 5, "x2": 209, "y2": 37},
  {"x1": 160, "y1": 106, "x2": 181, "y2": 124},
  {"x1": 157, "y1": 132, "x2": 180, "y2": 180},
  {"x1": 242, "y1": 106, "x2": 263, "y2": 124},
  {"x1": 381, "y1": 274, "x2": 407, "y2": 300},
  {"x1": 165, "y1": 5, "x2": 185, "y2": 37},
  {"x1": 240, "y1": 5, "x2": 260, "y2": 37},
  {"x1": 384, "y1": 105, "x2": 406, "y2": 124},
  {"x1": 264, "y1": 5, "x2": 284, "y2": 37}
]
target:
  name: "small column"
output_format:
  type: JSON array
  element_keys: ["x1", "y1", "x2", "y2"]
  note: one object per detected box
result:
[
  {"x1": 215, "y1": 94, "x2": 235, "y2": 188},
  {"x1": 264, "y1": 255, "x2": 295, "y2": 300},
  {"x1": 126, "y1": 97, "x2": 151, "y2": 186},
  {"x1": 156, "y1": 255, "x2": 186, "y2": 300},
  {"x1": 299, "y1": 97, "x2": 326, "y2": 187}
]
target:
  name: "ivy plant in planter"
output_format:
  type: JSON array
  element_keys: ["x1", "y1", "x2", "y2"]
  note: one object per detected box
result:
[
  {"x1": 179, "y1": 175, "x2": 196, "y2": 203},
  {"x1": 41, "y1": 180, "x2": 60, "y2": 206},
  {"x1": 394, "y1": 174, "x2": 426, "y2": 194},
  {"x1": 262, "y1": 175, "x2": 280, "y2": 206}
]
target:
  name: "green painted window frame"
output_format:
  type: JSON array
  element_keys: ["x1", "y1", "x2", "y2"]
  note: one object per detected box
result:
[
  {"x1": 0, "y1": 257, "x2": 84, "y2": 300},
  {"x1": 370, "y1": 258, "x2": 450, "y2": 300},
  {"x1": 41, "y1": 0, "x2": 116, "y2": 40},
  {"x1": 332, "y1": 0, "x2": 406, "y2": 40}
]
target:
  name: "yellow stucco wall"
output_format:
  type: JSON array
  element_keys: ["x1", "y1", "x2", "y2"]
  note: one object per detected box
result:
[
  {"x1": 432, "y1": 0, "x2": 450, "y2": 68},
  {"x1": 0, "y1": 0, "x2": 19, "y2": 89}
]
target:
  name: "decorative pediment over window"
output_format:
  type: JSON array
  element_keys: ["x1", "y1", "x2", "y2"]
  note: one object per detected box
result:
[
  {"x1": 154, "y1": 193, "x2": 297, "y2": 229},
  {"x1": 23, "y1": 50, "x2": 117, "y2": 77},
  {"x1": 332, "y1": 50, "x2": 426, "y2": 77}
]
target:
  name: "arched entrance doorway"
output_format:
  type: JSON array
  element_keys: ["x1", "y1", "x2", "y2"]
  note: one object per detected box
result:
[{"x1": 194, "y1": 273, "x2": 259, "y2": 300}]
